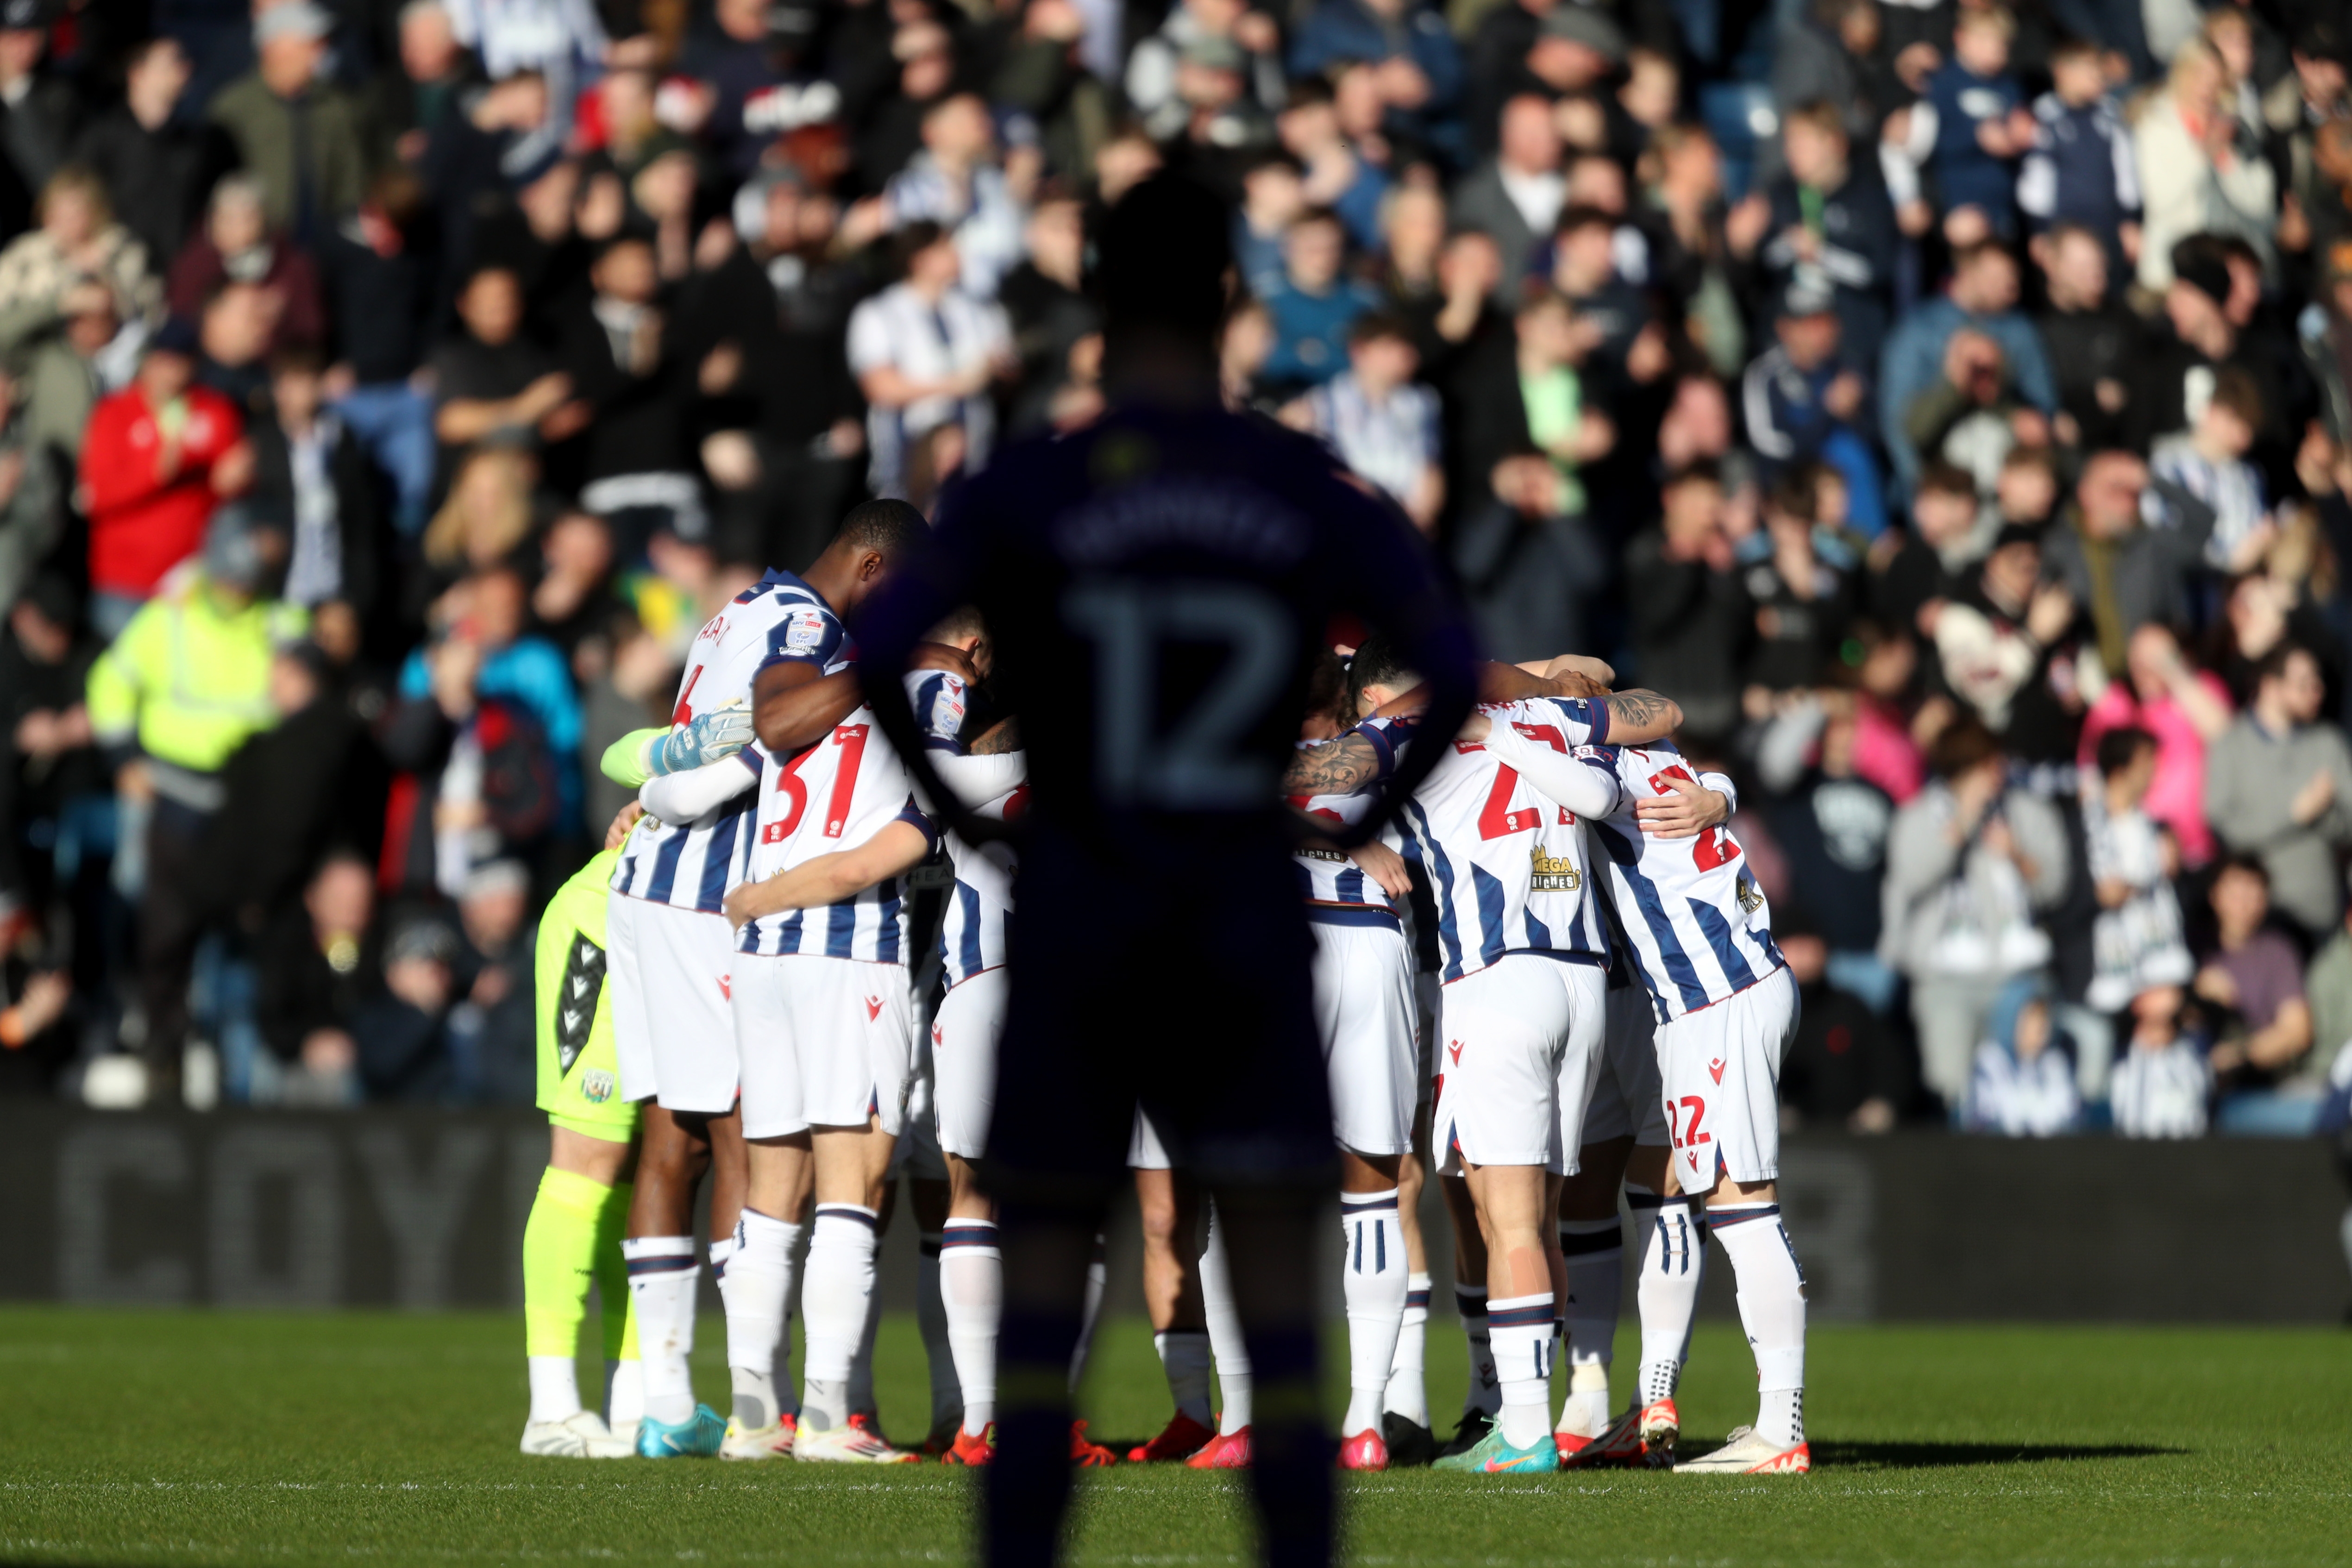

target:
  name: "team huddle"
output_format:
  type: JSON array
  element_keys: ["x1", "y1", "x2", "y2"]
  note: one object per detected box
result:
[{"x1": 514, "y1": 497, "x2": 1812, "y2": 1479}]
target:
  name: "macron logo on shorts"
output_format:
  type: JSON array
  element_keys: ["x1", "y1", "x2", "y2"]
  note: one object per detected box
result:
[
  {"x1": 1447, "y1": 1040, "x2": 1464, "y2": 1066},
  {"x1": 718, "y1": 975, "x2": 731, "y2": 1001},
  {"x1": 932, "y1": 1021, "x2": 943, "y2": 1046},
  {"x1": 864, "y1": 995, "x2": 883, "y2": 1022},
  {"x1": 1708, "y1": 1057, "x2": 1725, "y2": 1085}
]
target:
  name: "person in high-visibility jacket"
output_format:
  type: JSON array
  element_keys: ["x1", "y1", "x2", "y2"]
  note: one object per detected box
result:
[{"x1": 86, "y1": 506, "x2": 304, "y2": 1104}]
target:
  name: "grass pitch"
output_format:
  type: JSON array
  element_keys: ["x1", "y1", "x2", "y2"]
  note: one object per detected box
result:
[{"x1": 0, "y1": 1308, "x2": 2346, "y2": 1567}]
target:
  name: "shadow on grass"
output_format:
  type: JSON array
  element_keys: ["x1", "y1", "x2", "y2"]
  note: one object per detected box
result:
[{"x1": 1813, "y1": 1440, "x2": 2183, "y2": 1469}]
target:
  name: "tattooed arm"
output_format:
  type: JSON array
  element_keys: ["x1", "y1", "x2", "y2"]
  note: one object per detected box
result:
[
  {"x1": 1601, "y1": 688, "x2": 1681, "y2": 743},
  {"x1": 1280, "y1": 727, "x2": 1392, "y2": 796},
  {"x1": 968, "y1": 715, "x2": 1021, "y2": 754}
]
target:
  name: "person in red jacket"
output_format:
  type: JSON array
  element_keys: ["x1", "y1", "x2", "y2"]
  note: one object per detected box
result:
[{"x1": 81, "y1": 318, "x2": 254, "y2": 637}]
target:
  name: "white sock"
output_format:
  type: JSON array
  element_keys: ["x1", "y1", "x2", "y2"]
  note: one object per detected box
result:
[
  {"x1": 1488, "y1": 1291, "x2": 1555, "y2": 1449},
  {"x1": 1199, "y1": 1217, "x2": 1253, "y2": 1433},
  {"x1": 917, "y1": 1232, "x2": 962, "y2": 1428},
  {"x1": 1338, "y1": 1188, "x2": 1408, "y2": 1436},
  {"x1": 1632, "y1": 1190, "x2": 1704, "y2": 1406},
  {"x1": 800, "y1": 1205, "x2": 878, "y2": 1431},
  {"x1": 1711, "y1": 1203, "x2": 1807, "y2": 1448},
  {"x1": 1558, "y1": 1217, "x2": 1624, "y2": 1437},
  {"x1": 941, "y1": 1218, "x2": 1001, "y2": 1435},
  {"x1": 1383, "y1": 1272, "x2": 1430, "y2": 1427},
  {"x1": 621, "y1": 1236, "x2": 698, "y2": 1425},
  {"x1": 1455, "y1": 1284, "x2": 1498, "y2": 1417},
  {"x1": 606, "y1": 1356, "x2": 642, "y2": 1429},
  {"x1": 1068, "y1": 1232, "x2": 1108, "y2": 1395},
  {"x1": 1154, "y1": 1329, "x2": 1214, "y2": 1426},
  {"x1": 848, "y1": 1253, "x2": 884, "y2": 1417},
  {"x1": 725, "y1": 1210, "x2": 800, "y2": 1430},
  {"x1": 527, "y1": 1355, "x2": 582, "y2": 1424}
]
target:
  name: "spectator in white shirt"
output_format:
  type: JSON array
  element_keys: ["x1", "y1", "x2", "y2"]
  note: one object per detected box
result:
[
  {"x1": 872, "y1": 94, "x2": 1028, "y2": 300},
  {"x1": 845, "y1": 221, "x2": 1014, "y2": 501},
  {"x1": 2111, "y1": 985, "x2": 2213, "y2": 1138},
  {"x1": 1965, "y1": 985, "x2": 2083, "y2": 1136},
  {"x1": 2150, "y1": 367, "x2": 2272, "y2": 573},
  {"x1": 1284, "y1": 312, "x2": 1443, "y2": 531}
]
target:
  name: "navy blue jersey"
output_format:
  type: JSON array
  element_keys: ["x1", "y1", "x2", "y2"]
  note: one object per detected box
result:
[{"x1": 862, "y1": 404, "x2": 1476, "y2": 867}]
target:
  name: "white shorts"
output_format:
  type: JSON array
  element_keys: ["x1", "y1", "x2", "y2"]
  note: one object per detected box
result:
[
  {"x1": 1433, "y1": 954, "x2": 1607, "y2": 1176},
  {"x1": 1128, "y1": 1105, "x2": 1170, "y2": 1171},
  {"x1": 1658, "y1": 964, "x2": 1799, "y2": 1192},
  {"x1": 1412, "y1": 970, "x2": 1440, "y2": 1108},
  {"x1": 1582, "y1": 984, "x2": 1669, "y2": 1146},
  {"x1": 1311, "y1": 916, "x2": 1417, "y2": 1157},
  {"x1": 731, "y1": 953, "x2": 914, "y2": 1141},
  {"x1": 614, "y1": 897, "x2": 739, "y2": 1114},
  {"x1": 931, "y1": 967, "x2": 1006, "y2": 1160}
]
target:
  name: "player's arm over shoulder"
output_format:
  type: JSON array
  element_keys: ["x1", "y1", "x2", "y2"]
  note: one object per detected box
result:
[{"x1": 721, "y1": 803, "x2": 938, "y2": 927}]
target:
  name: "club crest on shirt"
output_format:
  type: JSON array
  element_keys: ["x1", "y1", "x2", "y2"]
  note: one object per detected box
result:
[
  {"x1": 1530, "y1": 845, "x2": 1582, "y2": 892},
  {"x1": 579, "y1": 1069, "x2": 616, "y2": 1104},
  {"x1": 1736, "y1": 874, "x2": 1764, "y2": 914}
]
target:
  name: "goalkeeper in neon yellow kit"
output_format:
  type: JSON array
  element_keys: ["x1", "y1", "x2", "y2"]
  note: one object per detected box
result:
[{"x1": 519, "y1": 847, "x2": 644, "y2": 1458}]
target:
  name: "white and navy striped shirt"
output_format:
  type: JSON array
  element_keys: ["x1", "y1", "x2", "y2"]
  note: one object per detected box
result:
[
  {"x1": 909, "y1": 669, "x2": 1025, "y2": 991},
  {"x1": 612, "y1": 570, "x2": 849, "y2": 914},
  {"x1": 1585, "y1": 741, "x2": 1783, "y2": 1023},
  {"x1": 1290, "y1": 714, "x2": 1415, "y2": 915},
  {"x1": 2109, "y1": 1039, "x2": 2210, "y2": 1139},
  {"x1": 1398, "y1": 697, "x2": 1614, "y2": 980},
  {"x1": 735, "y1": 705, "x2": 938, "y2": 961}
]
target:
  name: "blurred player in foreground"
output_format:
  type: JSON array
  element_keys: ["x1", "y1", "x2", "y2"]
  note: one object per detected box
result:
[{"x1": 857, "y1": 174, "x2": 1479, "y2": 1567}]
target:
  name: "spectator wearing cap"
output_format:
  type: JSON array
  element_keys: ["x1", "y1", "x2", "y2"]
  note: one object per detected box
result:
[
  {"x1": 846, "y1": 220, "x2": 1014, "y2": 501},
  {"x1": 86, "y1": 505, "x2": 303, "y2": 1105},
  {"x1": 1286, "y1": 0, "x2": 1463, "y2": 160},
  {"x1": 874, "y1": 93, "x2": 1027, "y2": 299},
  {"x1": 0, "y1": 0, "x2": 78, "y2": 209},
  {"x1": 2133, "y1": 38, "x2": 2277, "y2": 294},
  {"x1": 1126, "y1": 0, "x2": 1286, "y2": 143},
  {"x1": 208, "y1": 2, "x2": 374, "y2": 247},
  {"x1": 70, "y1": 38, "x2": 234, "y2": 270},
  {"x1": 351, "y1": 913, "x2": 460, "y2": 1100},
  {"x1": 368, "y1": 0, "x2": 479, "y2": 170},
  {"x1": 2205, "y1": 642, "x2": 2352, "y2": 940},
  {"x1": 1729, "y1": 100, "x2": 1898, "y2": 378},
  {"x1": 1877, "y1": 241, "x2": 2055, "y2": 492},
  {"x1": 1448, "y1": 93, "x2": 1563, "y2": 308},
  {"x1": 1742, "y1": 281, "x2": 1873, "y2": 501},
  {"x1": 1259, "y1": 206, "x2": 1380, "y2": 395},
  {"x1": 79, "y1": 316, "x2": 254, "y2": 634},
  {"x1": 0, "y1": 165, "x2": 161, "y2": 328},
  {"x1": 166, "y1": 174, "x2": 326, "y2": 357}
]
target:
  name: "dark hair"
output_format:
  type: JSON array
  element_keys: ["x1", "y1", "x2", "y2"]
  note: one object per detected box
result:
[
  {"x1": 1347, "y1": 632, "x2": 1416, "y2": 715},
  {"x1": 891, "y1": 220, "x2": 952, "y2": 279},
  {"x1": 1929, "y1": 715, "x2": 2002, "y2": 780},
  {"x1": 270, "y1": 342, "x2": 326, "y2": 378},
  {"x1": 1916, "y1": 461, "x2": 1978, "y2": 502},
  {"x1": 833, "y1": 498, "x2": 930, "y2": 561},
  {"x1": 2094, "y1": 724, "x2": 2155, "y2": 779},
  {"x1": 2049, "y1": 34, "x2": 2101, "y2": 64},
  {"x1": 1348, "y1": 310, "x2": 1414, "y2": 348},
  {"x1": 1305, "y1": 646, "x2": 1352, "y2": 728},
  {"x1": 2255, "y1": 641, "x2": 2316, "y2": 687},
  {"x1": 925, "y1": 603, "x2": 987, "y2": 645},
  {"x1": 1767, "y1": 470, "x2": 1818, "y2": 522},
  {"x1": 1096, "y1": 174, "x2": 1233, "y2": 344},
  {"x1": 2208, "y1": 367, "x2": 2264, "y2": 429},
  {"x1": 1554, "y1": 202, "x2": 1615, "y2": 238},
  {"x1": 2213, "y1": 852, "x2": 2270, "y2": 888},
  {"x1": 1661, "y1": 458, "x2": 1723, "y2": 491}
]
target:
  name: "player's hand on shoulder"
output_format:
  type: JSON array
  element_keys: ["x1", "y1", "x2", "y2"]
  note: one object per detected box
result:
[
  {"x1": 1635, "y1": 771, "x2": 1728, "y2": 839},
  {"x1": 604, "y1": 801, "x2": 645, "y2": 850},
  {"x1": 1540, "y1": 653, "x2": 1617, "y2": 692}
]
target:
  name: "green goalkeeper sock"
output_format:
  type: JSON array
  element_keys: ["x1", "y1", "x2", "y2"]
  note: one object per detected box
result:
[{"x1": 523, "y1": 1167, "x2": 621, "y2": 1424}]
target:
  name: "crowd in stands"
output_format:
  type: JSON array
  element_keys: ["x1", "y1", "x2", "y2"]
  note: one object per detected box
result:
[{"x1": 0, "y1": 0, "x2": 2345, "y2": 1138}]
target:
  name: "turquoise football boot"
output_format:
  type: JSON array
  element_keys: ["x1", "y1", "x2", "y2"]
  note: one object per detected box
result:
[
  {"x1": 635, "y1": 1404, "x2": 727, "y2": 1458},
  {"x1": 1430, "y1": 1423, "x2": 1561, "y2": 1474}
]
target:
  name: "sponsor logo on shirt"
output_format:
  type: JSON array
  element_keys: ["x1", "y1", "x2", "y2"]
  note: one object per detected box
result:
[{"x1": 1530, "y1": 845, "x2": 1583, "y2": 892}]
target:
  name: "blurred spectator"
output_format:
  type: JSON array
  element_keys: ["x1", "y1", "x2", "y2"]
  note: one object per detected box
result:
[
  {"x1": 73, "y1": 38, "x2": 232, "y2": 274},
  {"x1": 875, "y1": 93, "x2": 1026, "y2": 299},
  {"x1": 1779, "y1": 910, "x2": 1904, "y2": 1131},
  {"x1": 207, "y1": 4, "x2": 373, "y2": 247},
  {"x1": 2205, "y1": 642, "x2": 2352, "y2": 939},
  {"x1": 1964, "y1": 982, "x2": 2082, "y2": 1135},
  {"x1": 2299, "y1": 866, "x2": 2352, "y2": 1101},
  {"x1": 370, "y1": 0, "x2": 476, "y2": 168},
  {"x1": 1880, "y1": 716, "x2": 2069, "y2": 1113},
  {"x1": 2110, "y1": 985, "x2": 2211, "y2": 1138},
  {"x1": 449, "y1": 856, "x2": 534, "y2": 1101},
  {"x1": 248, "y1": 347, "x2": 383, "y2": 651},
  {"x1": 0, "y1": 260, "x2": 116, "y2": 468},
  {"x1": 79, "y1": 319, "x2": 252, "y2": 636},
  {"x1": 2134, "y1": 39, "x2": 2276, "y2": 293},
  {"x1": 1286, "y1": 0, "x2": 1461, "y2": 158},
  {"x1": 2018, "y1": 38, "x2": 2140, "y2": 261},
  {"x1": 563, "y1": 233, "x2": 701, "y2": 552},
  {"x1": 1288, "y1": 312, "x2": 1441, "y2": 531},
  {"x1": 1744, "y1": 471, "x2": 1859, "y2": 700},
  {"x1": 430, "y1": 265, "x2": 583, "y2": 486},
  {"x1": 2079, "y1": 724, "x2": 2194, "y2": 1039},
  {"x1": 1260, "y1": 206, "x2": 1378, "y2": 394},
  {"x1": 86, "y1": 508, "x2": 299, "y2": 1104},
  {"x1": 1872, "y1": 461, "x2": 1987, "y2": 637},
  {"x1": 0, "y1": 575, "x2": 97, "y2": 918},
  {"x1": 528, "y1": 511, "x2": 618, "y2": 659},
  {"x1": 998, "y1": 191, "x2": 1100, "y2": 435},
  {"x1": 1449, "y1": 94, "x2": 1560, "y2": 305},
  {"x1": 1928, "y1": 521, "x2": 2076, "y2": 749},
  {"x1": 2149, "y1": 368, "x2": 2272, "y2": 574},
  {"x1": 351, "y1": 912, "x2": 459, "y2": 1099},
  {"x1": 2043, "y1": 451, "x2": 2212, "y2": 683},
  {"x1": 1878, "y1": 241, "x2": 2054, "y2": 491},
  {"x1": 1128, "y1": 0, "x2": 1285, "y2": 144},
  {"x1": 0, "y1": 0, "x2": 79, "y2": 207},
  {"x1": 1741, "y1": 281, "x2": 1873, "y2": 508},
  {"x1": 1273, "y1": 80, "x2": 1387, "y2": 256},
  {"x1": 1626, "y1": 462, "x2": 1746, "y2": 737},
  {"x1": 441, "y1": 0, "x2": 604, "y2": 117},
  {"x1": 255, "y1": 850, "x2": 372, "y2": 1104},
  {"x1": 166, "y1": 174, "x2": 326, "y2": 355},
  {"x1": 320, "y1": 166, "x2": 440, "y2": 536},
  {"x1": 1920, "y1": 4, "x2": 2031, "y2": 236},
  {"x1": 2032, "y1": 222, "x2": 2140, "y2": 453},
  {"x1": 2078, "y1": 623, "x2": 2231, "y2": 867},
  {"x1": 846, "y1": 220, "x2": 1012, "y2": 501},
  {"x1": 0, "y1": 165, "x2": 160, "y2": 327},
  {"x1": 1757, "y1": 689, "x2": 1898, "y2": 1011},
  {"x1": 0, "y1": 366, "x2": 56, "y2": 612},
  {"x1": 1730, "y1": 100, "x2": 1897, "y2": 375},
  {"x1": 2195, "y1": 855, "x2": 2314, "y2": 1087}
]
